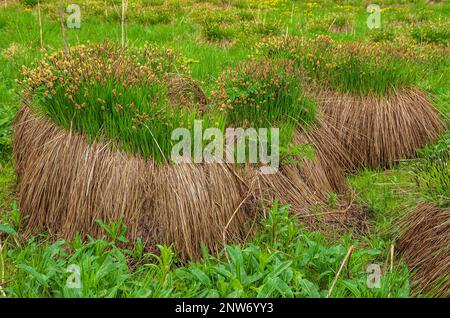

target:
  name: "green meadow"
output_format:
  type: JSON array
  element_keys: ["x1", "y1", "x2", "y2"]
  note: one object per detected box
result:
[{"x1": 0, "y1": 0, "x2": 448, "y2": 298}]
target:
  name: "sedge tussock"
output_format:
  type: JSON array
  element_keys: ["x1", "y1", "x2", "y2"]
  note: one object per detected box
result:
[
  {"x1": 14, "y1": 106, "x2": 365, "y2": 259},
  {"x1": 318, "y1": 88, "x2": 445, "y2": 168},
  {"x1": 397, "y1": 203, "x2": 450, "y2": 297},
  {"x1": 14, "y1": 107, "x2": 255, "y2": 260}
]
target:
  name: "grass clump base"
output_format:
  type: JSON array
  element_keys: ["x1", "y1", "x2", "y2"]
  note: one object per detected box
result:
[
  {"x1": 14, "y1": 105, "x2": 366, "y2": 259},
  {"x1": 397, "y1": 203, "x2": 450, "y2": 298},
  {"x1": 318, "y1": 88, "x2": 445, "y2": 168},
  {"x1": 14, "y1": 106, "x2": 256, "y2": 260},
  {"x1": 14, "y1": 44, "x2": 362, "y2": 258},
  {"x1": 16, "y1": 41, "x2": 440, "y2": 260}
]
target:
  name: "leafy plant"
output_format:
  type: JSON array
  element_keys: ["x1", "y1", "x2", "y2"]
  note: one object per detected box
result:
[
  {"x1": 280, "y1": 143, "x2": 316, "y2": 165},
  {"x1": 413, "y1": 132, "x2": 450, "y2": 206},
  {"x1": 412, "y1": 22, "x2": 450, "y2": 45},
  {"x1": 202, "y1": 20, "x2": 235, "y2": 41},
  {"x1": 215, "y1": 58, "x2": 316, "y2": 147},
  {"x1": 19, "y1": 0, "x2": 39, "y2": 7},
  {"x1": 20, "y1": 42, "x2": 220, "y2": 162},
  {"x1": 0, "y1": 104, "x2": 14, "y2": 160},
  {"x1": 4, "y1": 204, "x2": 411, "y2": 298},
  {"x1": 368, "y1": 29, "x2": 396, "y2": 43},
  {"x1": 96, "y1": 218, "x2": 129, "y2": 244},
  {"x1": 254, "y1": 35, "x2": 418, "y2": 96}
]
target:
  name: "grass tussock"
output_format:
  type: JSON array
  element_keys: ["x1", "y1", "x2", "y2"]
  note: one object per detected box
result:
[
  {"x1": 19, "y1": 42, "x2": 216, "y2": 162},
  {"x1": 15, "y1": 42, "x2": 372, "y2": 260},
  {"x1": 318, "y1": 88, "x2": 445, "y2": 168},
  {"x1": 413, "y1": 132, "x2": 450, "y2": 206},
  {"x1": 20, "y1": 43, "x2": 322, "y2": 162},
  {"x1": 397, "y1": 203, "x2": 450, "y2": 297},
  {"x1": 14, "y1": 105, "x2": 366, "y2": 259},
  {"x1": 291, "y1": 118, "x2": 355, "y2": 194},
  {"x1": 214, "y1": 58, "x2": 315, "y2": 126},
  {"x1": 13, "y1": 106, "x2": 255, "y2": 260},
  {"x1": 213, "y1": 57, "x2": 316, "y2": 148},
  {"x1": 18, "y1": 40, "x2": 439, "y2": 258},
  {"x1": 254, "y1": 35, "x2": 419, "y2": 96},
  {"x1": 0, "y1": 0, "x2": 448, "y2": 298}
]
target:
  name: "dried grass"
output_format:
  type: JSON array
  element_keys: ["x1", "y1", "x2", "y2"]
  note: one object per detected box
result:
[
  {"x1": 253, "y1": 167, "x2": 368, "y2": 234},
  {"x1": 14, "y1": 106, "x2": 367, "y2": 259},
  {"x1": 293, "y1": 117, "x2": 355, "y2": 195},
  {"x1": 167, "y1": 74, "x2": 208, "y2": 111},
  {"x1": 396, "y1": 203, "x2": 450, "y2": 297},
  {"x1": 239, "y1": 116, "x2": 368, "y2": 234},
  {"x1": 14, "y1": 106, "x2": 255, "y2": 259},
  {"x1": 318, "y1": 88, "x2": 445, "y2": 169}
]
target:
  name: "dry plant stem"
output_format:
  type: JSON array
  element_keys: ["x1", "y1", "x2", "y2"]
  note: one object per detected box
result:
[
  {"x1": 0, "y1": 240, "x2": 6, "y2": 298},
  {"x1": 59, "y1": 0, "x2": 67, "y2": 52},
  {"x1": 223, "y1": 188, "x2": 254, "y2": 246},
  {"x1": 222, "y1": 180, "x2": 256, "y2": 262},
  {"x1": 121, "y1": 0, "x2": 128, "y2": 49},
  {"x1": 390, "y1": 244, "x2": 394, "y2": 274},
  {"x1": 388, "y1": 244, "x2": 394, "y2": 298},
  {"x1": 326, "y1": 245, "x2": 355, "y2": 298},
  {"x1": 37, "y1": 0, "x2": 43, "y2": 51},
  {"x1": 328, "y1": 17, "x2": 337, "y2": 31}
]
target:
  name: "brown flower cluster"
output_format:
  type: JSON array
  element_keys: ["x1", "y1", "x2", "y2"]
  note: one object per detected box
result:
[{"x1": 20, "y1": 42, "x2": 185, "y2": 102}]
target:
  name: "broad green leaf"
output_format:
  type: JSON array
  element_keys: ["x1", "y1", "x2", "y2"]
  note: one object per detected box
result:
[
  {"x1": 189, "y1": 268, "x2": 211, "y2": 286},
  {"x1": 16, "y1": 264, "x2": 49, "y2": 288},
  {"x1": 298, "y1": 278, "x2": 321, "y2": 298},
  {"x1": 257, "y1": 282, "x2": 275, "y2": 298},
  {"x1": 0, "y1": 223, "x2": 16, "y2": 235},
  {"x1": 268, "y1": 260, "x2": 292, "y2": 279},
  {"x1": 269, "y1": 277, "x2": 294, "y2": 298},
  {"x1": 341, "y1": 280, "x2": 361, "y2": 297}
]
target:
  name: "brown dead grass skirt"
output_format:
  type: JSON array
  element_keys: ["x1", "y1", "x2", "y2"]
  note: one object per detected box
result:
[
  {"x1": 396, "y1": 203, "x2": 450, "y2": 297},
  {"x1": 13, "y1": 106, "x2": 364, "y2": 259},
  {"x1": 318, "y1": 88, "x2": 445, "y2": 169}
]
